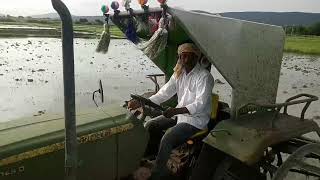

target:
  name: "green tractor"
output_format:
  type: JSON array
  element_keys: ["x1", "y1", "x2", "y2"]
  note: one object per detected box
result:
[{"x1": 1, "y1": 0, "x2": 320, "y2": 180}]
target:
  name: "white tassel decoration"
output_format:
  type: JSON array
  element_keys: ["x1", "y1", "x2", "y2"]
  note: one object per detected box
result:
[
  {"x1": 96, "y1": 24, "x2": 111, "y2": 54},
  {"x1": 140, "y1": 17, "x2": 168, "y2": 60}
]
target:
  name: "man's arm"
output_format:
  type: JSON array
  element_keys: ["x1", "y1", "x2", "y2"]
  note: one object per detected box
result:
[{"x1": 149, "y1": 75, "x2": 177, "y2": 105}]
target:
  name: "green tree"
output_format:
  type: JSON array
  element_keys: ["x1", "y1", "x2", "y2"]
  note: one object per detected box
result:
[
  {"x1": 296, "y1": 25, "x2": 308, "y2": 35},
  {"x1": 309, "y1": 22, "x2": 320, "y2": 36}
]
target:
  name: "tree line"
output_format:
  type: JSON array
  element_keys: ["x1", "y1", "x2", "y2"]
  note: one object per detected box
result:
[
  {"x1": 0, "y1": 15, "x2": 104, "y2": 25},
  {"x1": 75, "y1": 18, "x2": 103, "y2": 25},
  {"x1": 284, "y1": 22, "x2": 320, "y2": 36}
]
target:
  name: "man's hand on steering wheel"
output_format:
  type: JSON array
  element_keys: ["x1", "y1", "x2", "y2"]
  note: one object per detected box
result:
[
  {"x1": 128, "y1": 99, "x2": 142, "y2": 111},
  {"x1": 163, "y1": 107, "x2": 190, "y2": 118},
  {"x1": 163, "y1": 108, "x2": 177, "y2": 118},
  {"x1": 128, "y1": 94, "x2": 190, "y2": 119},
  {"x1": 129, "y1": 94, "x2": 165, "y2": 111}
]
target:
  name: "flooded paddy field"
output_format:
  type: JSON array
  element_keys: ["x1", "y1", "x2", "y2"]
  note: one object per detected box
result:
[
  {"x1": 0, "y1": 38, "x2": 319, "y2": 129},
  {"x1": 0, "y1": 38, "x2": 162, "y2": 121}
]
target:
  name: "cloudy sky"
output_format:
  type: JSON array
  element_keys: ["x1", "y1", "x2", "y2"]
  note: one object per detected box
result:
[{"x1": 1, "y1": 0, "x2": 320, "y2": 16}]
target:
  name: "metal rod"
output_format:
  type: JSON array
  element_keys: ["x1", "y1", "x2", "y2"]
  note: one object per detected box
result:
[
  {"x1": 110, "y1": 7, "x2": 161, "y2": 18},
  {"x1": 51, "y1": 0, "x2": 77, "y2": 180}
]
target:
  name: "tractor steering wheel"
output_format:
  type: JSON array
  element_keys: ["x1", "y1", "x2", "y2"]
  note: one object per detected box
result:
[
  {"x1": 130, "y1": 94, "x2": 165, "y2": 112},
  {"x1": 128, "y1": 94, "x2": 165, "y2": 121}
]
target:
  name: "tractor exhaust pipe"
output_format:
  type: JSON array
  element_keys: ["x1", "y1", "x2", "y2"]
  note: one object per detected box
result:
[{"x1": 51, "y1": 0, "x2": 77, "y2": 180}]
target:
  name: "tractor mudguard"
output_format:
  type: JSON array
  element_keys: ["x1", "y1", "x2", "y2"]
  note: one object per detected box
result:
[{"x1": 203, "y1": 111, "x2": 320, "y2": 165}]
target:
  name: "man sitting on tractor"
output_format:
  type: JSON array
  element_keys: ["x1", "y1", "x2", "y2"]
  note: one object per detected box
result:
[{"x1": 128, "y1": 43, "x2": 214, "y2": 179}]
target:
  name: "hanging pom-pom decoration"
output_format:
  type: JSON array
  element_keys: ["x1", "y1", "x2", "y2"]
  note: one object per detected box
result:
[
  {"x1": 125, "y1": 19, "x2": 139, "y2": 43},
  {"x1": 96, "y1": 24, "x2": 111, "y2": 54},
  {"x1": 120, "y1": 0, "x2": 138, "y2": 43},
  {"x1": 139, "y1": 0, "x2": 169, "y2": 60},
  {"x1": 149, "y1": 16, "x2": 159, "y2": 34},
  {"x1": 136, "y1": 0, "x2": 149, "y2": 37},
  {"x1": 111, "y1": 1, "x2": 120, "y2": 10},
  {"x1": 122, "y1": 0, "x2": 132, "y2": 11},
  {"x1": 140, "y1": 17, "x2": 168, "y2": 60},
  {"x1": 136, "y1": 16, "x2": 150, "y2": 37},
  {"x1": 96, "y1": 5, "x2": 111, "y2": 54}
]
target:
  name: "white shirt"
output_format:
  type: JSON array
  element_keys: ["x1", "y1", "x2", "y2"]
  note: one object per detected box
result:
[{"x1": 149, "y1": 63, "x2": 214, "y2": 130}]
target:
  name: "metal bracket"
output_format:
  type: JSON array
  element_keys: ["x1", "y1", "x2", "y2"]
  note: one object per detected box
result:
[{"x1": 146, "y1": 74, "x2": 164, "y2": 93}]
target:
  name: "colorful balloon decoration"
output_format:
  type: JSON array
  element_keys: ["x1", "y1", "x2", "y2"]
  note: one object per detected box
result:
[
  {"x1": 157, "y1": 0, "x2": 166, "y2": 4},
  {"x1": 111, "y1": 1, "x2": 120, "y2": 10},
  {"x1": 101, "y1": 5, "x2": 109, "y2": 13},
  {"x1": 138, "y1": 0, "x2": 148, "y2": 5}
]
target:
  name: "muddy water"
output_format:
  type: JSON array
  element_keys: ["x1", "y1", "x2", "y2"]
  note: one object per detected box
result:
[
  {"x1": 0, "y1": 38, "x2": 162, "y2": 121},
  {"x1": 0, "y1": 38, "x2": 319, "y2": 129}
]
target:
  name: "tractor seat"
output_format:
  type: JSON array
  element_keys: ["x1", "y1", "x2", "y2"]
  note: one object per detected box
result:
[
  {"x1": 189, "y1": 128, "x2": 209, "y2": 139},
  {"x1": 188, "y1": 94, "x2": 219, "y2": 141}
]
